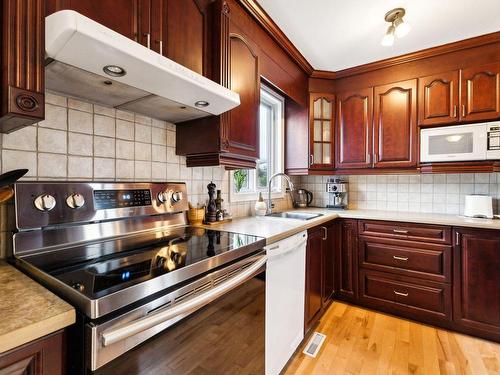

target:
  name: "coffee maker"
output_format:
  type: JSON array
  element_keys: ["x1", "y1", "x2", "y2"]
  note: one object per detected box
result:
[{"x1": 326, "y1": 179, "x2": 348, "y2": 210}]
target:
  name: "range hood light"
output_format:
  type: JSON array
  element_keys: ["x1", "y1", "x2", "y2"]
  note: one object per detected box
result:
[
  {"x1": 195, "y1": 101, "x2": 210, "y2": 108},
  {"x1": 103, "y1": 65, "x2": 126, "y2": 77}
]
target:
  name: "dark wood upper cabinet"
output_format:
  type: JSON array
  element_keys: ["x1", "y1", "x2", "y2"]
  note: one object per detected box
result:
[
  {"x1": 176, "y1": 1, "x2": 260, "y2": 168},
  {"x1": 309, "y1": 93, "x2": 335, "y2": 170},
  {"x1": 0, "y1": 0, "x2": 45, "y2": 133},
  {"x1": 46, "y1": 0, "x2": 148, "y2": 45},
  {"x1": 418, "y1": 71, "x2": 460, "y2": 126},
  {"x1": 151, "y1": 0, "x2": 208, "y2": 75},
  {"x1": 373, "y1": 79, "x2": 417, "y2": 168},
  {"x1": 453, "y1": 228, "x2": 500, "y2": 342},
  {"x1": 226, "y1": 33, "x2": 260, "y2": 158},
  {"x1": 460, "y1": 63, "x2": 500, "y2": 122},
  {"x1": 335, "y1": 88, "x2": 373, "y2": 169}
]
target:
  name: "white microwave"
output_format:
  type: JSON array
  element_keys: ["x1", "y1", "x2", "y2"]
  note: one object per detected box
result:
[{"x1": 420, "y1": 122, "x2": 500, "y2": 163}]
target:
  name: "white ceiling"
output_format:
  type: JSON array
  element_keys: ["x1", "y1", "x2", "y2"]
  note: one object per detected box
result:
[{"x1": 258, "y1": 0, "x2": 500, "y2": 71}]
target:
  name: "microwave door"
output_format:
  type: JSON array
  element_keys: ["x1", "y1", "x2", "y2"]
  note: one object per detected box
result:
[{"x1": 420, "y1": 124, "x2": 487, "y2": 163}]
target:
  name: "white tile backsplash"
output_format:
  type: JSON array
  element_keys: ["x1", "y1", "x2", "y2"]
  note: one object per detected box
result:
[
  {"x1": 0, "y1": 92, "x2": 290, "y2": 227},
  {"x1": 296, "y1": 173, "x2": 500, "y2": 215}
]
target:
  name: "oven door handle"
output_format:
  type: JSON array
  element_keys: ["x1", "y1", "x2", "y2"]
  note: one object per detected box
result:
[{"x1": 101, "y1": 255, "x2": 267, "y2": 347}]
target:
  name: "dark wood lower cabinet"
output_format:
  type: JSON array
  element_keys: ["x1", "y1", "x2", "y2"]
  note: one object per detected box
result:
[
  {"x1": 334, "y1": 219, "x2": 499, "y2": 343},
  {"x1": 453, "y1": 228, "x2": 500, "y2": 342},
  {"x1": 305, "y1": 221, "x2": 335, "y2": 332},
  {"x1": 0, "y1": 330, "x2": 65, "y2": 375},
  {"x1": 359, "y1": 270, "x2": 452, "y2": 324},
  {"x1": 336, "y1": 219, "x2": 358, "y2": 301},
  {"x1": 305, "y1": 226, "x2": 324, "y2": 331}
]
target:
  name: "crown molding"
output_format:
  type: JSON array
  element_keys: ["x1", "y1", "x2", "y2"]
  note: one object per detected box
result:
[
  {"x1": 310, "y1": 70, "x2": 336, "y2": 79},
  {"x1": 237, "y1": 0, "x2": 314, "y2": 75},
  {"x1": 330, "y1": 31, "x2": 500, "y2": 80}
]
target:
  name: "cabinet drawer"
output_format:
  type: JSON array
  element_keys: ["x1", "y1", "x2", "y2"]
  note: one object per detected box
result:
[
  {"x1": 359, "y1": 270, "x2": 452, "y2": 322},
  {"x1": 358, "y1": 220, "x2": 451, "y2": 244},
  {"x1": 359, "y1": 237, "x2": 451, "y2": 282}
]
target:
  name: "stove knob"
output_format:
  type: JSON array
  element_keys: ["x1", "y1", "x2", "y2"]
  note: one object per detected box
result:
[
  {"x1": 71, "y1": 282, "x2": 85, "y2": 292},
  {"x1": 157, "y1": 190, "x2": 169, "y2": 204},
  {"x1": 34, "y1": 194, "x2": 56, "y2": 212},
  {"x1": 66, "y1": 193, "x2": 85, "y2": 209},
  {"x1": 171, "y1": 191, "x2": 183, "y2": 203}
]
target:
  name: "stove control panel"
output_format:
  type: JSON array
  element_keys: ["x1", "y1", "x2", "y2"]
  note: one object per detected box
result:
[
  {"x1": 14, "y1": 182, "x2": 189, "y2": 230},
  {"x1": 94, "y1": 189, "x2": 151, "y2": 210}
]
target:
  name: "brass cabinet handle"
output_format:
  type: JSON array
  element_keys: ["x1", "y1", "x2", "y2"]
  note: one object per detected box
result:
[
  {"x1": 394, "y1": 290, "x2": 409, "y2": 297},
  {"x1": 159, "y1": 40, "x2": 163, "y2": 55},
  {"x1": 393, "y1": 255, "x2": 409, "y2": 261},
  {"x1": 453, "y1": 104, "x2": 457, "y2": 118},
  {"x1": 462, "y1": 104, "x2": 466, "y2": 117},
  {"x1": 144, "y1": 33, "x2": 151, "y2": 49},
  {"x1": 321, "y1": 226, "x2": 328, "y2": 241},
  {"x1": 393, "y1": 229, "x2": 408, "y2": 234},
  {"x1": 310, "y1": 154, "x2": 314, "y2": 166}
]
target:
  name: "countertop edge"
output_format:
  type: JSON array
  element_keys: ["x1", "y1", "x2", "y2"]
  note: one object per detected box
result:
[{"x1": 0, "y1": 308, "x2": 75, "y2": 354}]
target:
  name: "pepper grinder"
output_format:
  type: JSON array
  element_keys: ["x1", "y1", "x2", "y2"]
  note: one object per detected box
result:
[{"x1": 205, "y1": 181, "x2": 217, "y2": 223}]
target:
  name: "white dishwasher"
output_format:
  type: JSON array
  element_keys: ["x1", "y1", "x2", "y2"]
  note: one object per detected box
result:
[{"x1": 265, "y1": 230, "x2": 307, "y2": 375}]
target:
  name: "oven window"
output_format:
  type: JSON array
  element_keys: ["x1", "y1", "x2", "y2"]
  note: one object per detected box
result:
[{"x1": 428, "y1": 132, "x2": 474, "y2": 155}]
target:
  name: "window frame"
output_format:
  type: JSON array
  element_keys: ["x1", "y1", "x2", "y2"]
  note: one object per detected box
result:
[{"x1": 230, "y1": 84, "x2": 285, "y2": 203}]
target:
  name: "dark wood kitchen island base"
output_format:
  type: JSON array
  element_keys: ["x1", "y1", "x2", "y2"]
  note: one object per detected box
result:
[{"x1": 285, "y1": 302, "x2": 500, "y2": 375}]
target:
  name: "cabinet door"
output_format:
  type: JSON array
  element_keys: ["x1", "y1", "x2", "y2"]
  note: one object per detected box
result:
[
  {"x1": 373, "y1": 79, "x2": 417, "y2": 168},
  {"x1": 1, "y1": 0, "x2": 45, "y2": 132},
  {"x1": 336, "y1": 219, "x2": 358, "y2": 301},
  {"x1": 418, "y1": 71, "x2": 459, "y2": 126},
  {"x1": 454, "y1": 229, "x2": 500, "y2": 341},
  {"x1": 225, "y1": 33, "x2": 260, "y2": 159},
  {"x1": 0, "y1": 331, "x2": 65, "y2": 375},
  {"x1": 46, "y1": 0, "x2": 149, "y2": 45},
  {"x1": 310, "y1": 94, "x2": 335, "y2": 170},
  {"x1": 305, "y1": 226, "x2": 324, "y2": 330},
  {"x1": 460, "y1": 63, "x2": 500, "y2": 122},
  {"x1": 151, "y1": 0, "x2": 207, "y2": 74},
  {"x1": 336, "y1": 88, "x2": 373, "y2": 169},
  {"x1": 322, "y1": 223, "x2": 336, "y2": 303}
]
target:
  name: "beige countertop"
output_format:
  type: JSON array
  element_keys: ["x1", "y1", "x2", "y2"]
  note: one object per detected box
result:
[
  {"x1": 202, "y1": 208, "x2": 500, "y2": 244},
  {"x1": 0, "y1": 261, "x2": 75, "y2": 354}
]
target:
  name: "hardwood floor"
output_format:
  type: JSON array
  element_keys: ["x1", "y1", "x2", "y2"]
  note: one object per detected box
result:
[{"x1": 285, "y1": 302, "x2": 500, "y2": 375}]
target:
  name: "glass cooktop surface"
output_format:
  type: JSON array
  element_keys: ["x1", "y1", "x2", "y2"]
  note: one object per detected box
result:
[{"x1": 22, "y1": 227, "x2": 264, "y2": 299}]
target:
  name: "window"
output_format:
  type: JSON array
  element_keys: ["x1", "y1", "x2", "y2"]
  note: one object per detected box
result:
[{"x1": 231, "y1": 85, "x2": 284, "y2": 202}]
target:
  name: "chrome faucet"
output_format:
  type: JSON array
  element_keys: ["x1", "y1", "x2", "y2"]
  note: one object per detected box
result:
[{"x1": 267, "y1": 172, "x2": 294, "y2": 214}]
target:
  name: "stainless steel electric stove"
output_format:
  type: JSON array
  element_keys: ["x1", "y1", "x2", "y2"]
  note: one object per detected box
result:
[{"x1": 11, "y1": 182, "x2": 266, "y2": 374}]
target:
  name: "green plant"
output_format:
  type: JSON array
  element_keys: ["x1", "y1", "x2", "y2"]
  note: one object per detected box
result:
[{"x1": 233, "y1": 170, "x2": 247, "y2": 192}]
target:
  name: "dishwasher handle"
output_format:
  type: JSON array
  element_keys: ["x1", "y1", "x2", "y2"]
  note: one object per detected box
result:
[
  {"x1": 101, "y1": 255, "x2": 267, "y2": 347},
  {"x1": 265, "y1": 231, "x2": 307, "y2": 259}
]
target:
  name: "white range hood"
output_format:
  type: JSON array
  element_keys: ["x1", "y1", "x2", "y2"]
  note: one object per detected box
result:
[{"x1": 45, "y1": 10, "x2": 240, "y2": 123}]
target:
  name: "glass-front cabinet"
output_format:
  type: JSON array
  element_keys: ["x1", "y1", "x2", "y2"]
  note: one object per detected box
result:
[{"x1": 310, "y1": 93, "x2": 335, "y2": 170}]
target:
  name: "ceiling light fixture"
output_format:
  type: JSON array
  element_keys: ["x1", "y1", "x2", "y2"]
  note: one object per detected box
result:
[{"x1": 381, "y1": 8, "x2": 411, "y2": 46}]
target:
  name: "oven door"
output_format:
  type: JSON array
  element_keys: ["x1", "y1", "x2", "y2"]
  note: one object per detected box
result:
[
  {"x1": 88, "y1": 253, "x2": 266, "y2": 374},
  {"x1": 420, "y1": 123, "x2": 487, "y2": 163}
]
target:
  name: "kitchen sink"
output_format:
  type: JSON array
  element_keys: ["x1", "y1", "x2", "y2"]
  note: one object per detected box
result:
[{"x1": 266, "y1": 212, "x2": 323, "y2": 220}]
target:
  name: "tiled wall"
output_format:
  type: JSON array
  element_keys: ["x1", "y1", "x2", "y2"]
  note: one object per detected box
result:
[
  {"x1": 0, "y1": 92, "x2": 291, "y2": 257},
  {"x1": 296, "y1": 173, "x2": 500, "y2": 215}
]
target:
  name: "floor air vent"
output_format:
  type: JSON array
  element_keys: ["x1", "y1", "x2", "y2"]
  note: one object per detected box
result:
[{"x1": 303, "y1": 332, "x2": 326, "y2": 358}]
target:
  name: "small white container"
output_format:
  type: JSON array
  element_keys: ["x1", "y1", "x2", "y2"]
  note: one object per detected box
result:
[{"x1": 255, "y1": 192, "x2": 267, "y2": 216}]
